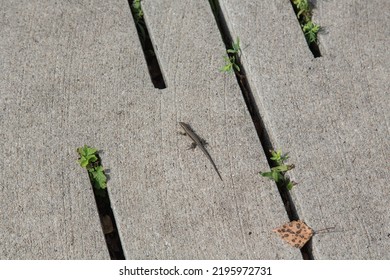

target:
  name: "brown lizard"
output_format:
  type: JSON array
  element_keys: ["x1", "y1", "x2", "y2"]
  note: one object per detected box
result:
[{"x1": 179, "y1": 122, "x2": 223, "y2": 181}]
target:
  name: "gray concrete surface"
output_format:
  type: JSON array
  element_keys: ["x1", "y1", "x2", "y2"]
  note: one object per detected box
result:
[
  {"x1": 0, "y1": 0, "x2": 153, "y2": 259},
  {"x1": 2, "y1": 0, "x2": 388, "y2": 260},
  {"x1": 219, "y1": 0, "x2": 390, "y2": 259},
  {"x1": 107, "y1": 0, "x2": 298, "y2": 259},
  {"x1": 1, "y1": 0, "x2": 298, "y2": 259}
]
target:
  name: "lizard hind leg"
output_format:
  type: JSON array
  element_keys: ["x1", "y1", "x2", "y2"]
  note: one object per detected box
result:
[{"x1": 188, "y1": 142, "x2": 197, "y2": 150}]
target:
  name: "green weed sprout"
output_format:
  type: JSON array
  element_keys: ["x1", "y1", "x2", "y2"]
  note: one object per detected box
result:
[
  {"x1": 220, "y1": 55, "x2": 240, "y2": 73},
  {"x1": 260, "y1": 149, "x2": 296, "y2": 190},
  {"x1": 293, "y1": 0, "x2": 310, "y2": 20},
  {"x1": 77, "y1": 145, "x2": 98, "y2": 168},
  {"x1": 132, "y1": 0, "x2": 143, "y2": 21},
  {"x1": 77, "y1": 145, "x2": 107, "y2": 191},
  {"x1": 303, "y1": 21, "x2": 320, "y2": 43},
  {"x1": 221, "y1": 37, "x2": 241, "y2": 73},
  {"x1": 292, "y1": 0, "x2": 320, "y2": 44},
  {"x1": 131, "y1": 0, "x2": 146, "y2": 43},
  {"x1": 227, "y1": 37, "x2": 241, "y2": 55}
]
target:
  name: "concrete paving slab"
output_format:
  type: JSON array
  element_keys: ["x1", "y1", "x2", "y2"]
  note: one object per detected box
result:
[
  {"x1": 0, "y1": 0, "x2": 154, "y2": 259},
  {"x1": 219, "y1": 0, "x2": 390, "y2": 259},
  {"x1": 104, "y1": 0, "x2": 300, "y2": 259}
]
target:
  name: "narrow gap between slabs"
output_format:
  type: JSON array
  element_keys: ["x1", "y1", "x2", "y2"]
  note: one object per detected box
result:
[
  {"x1": 127, "y1": 0, "x2": 166, "y2": 89},
  {"x1": 289, "y1": 0, "x2": 321, "y2": 57},
  {"x1": 90, "y1": 154, "x2": 125, "y2": 260},
  {"x1": 208, "y1": 0, "x2": 314, "y2": 260}
]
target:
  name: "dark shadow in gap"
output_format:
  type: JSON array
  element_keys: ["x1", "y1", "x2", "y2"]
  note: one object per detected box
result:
[
  {"x1": 302, "y1": 239, "x2": 314, "y2": 260},
  {"x1": 308, "y1": 42, "x2": 321, "y2": 58},
  {"x1": 93, "y1": 190, "x2": 125, "y2": 259},
  {"x1": 92, "y1": 155, "x2": 125, "y2": 260},
  {"x1": 208, "y1": 0, "x2": 314, "y2": 260},
  {"x1": 128, "y1": 0, "x2": 166, "y2": 89}
]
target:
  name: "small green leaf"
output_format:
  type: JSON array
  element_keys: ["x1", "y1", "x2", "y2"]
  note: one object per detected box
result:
[
  {"x1": 80, "y1": 145, "x2": 97, "y2": 157},
  {"x1": 132, "y1": 0, "x2": 143, "y2": 21},
  {"x1": 270, "y1": 149, "x2": 290, "y2": 165},
  {"x1": 260, "y1": 171, "x2": 273, "y2": 179},
  {"x1": 220, "y1": 56, "x2": 234, "y2": 73},
  {"x1": 303, "y1": 21, "x2": 320, "y2": 43},
  {"x1": 233, "y1": 37, "x2": 240, "y2": 52},
  {"x1": 271, "y1": 164, "x2": 294, "y2": 173},
  {"x1": 77, "y1": 145, "x2": 98, "y2": 168},
  {"x1": 286, "y1": 181, "x2": 294, "y2": 190},
  {"x1": 294, "y1": 0, "x2": 309, "y2": 14},
  {"x1": 220, "y1": 65, "x2": 231, "y2": 73},
  {"x1": 78, "y1": 158, "x2": 89, "y2": 168},
  {"x1": 86, "y1": 154, "x2": 98, "y2": 163},
  {"x1": 271, "y1": 170, "x2": 283, "y2": 182},
  {"x1": 227, "y1": 37, "x2": 240, "y2": 54},
  {"x1": 91, "y1": 166, "x2": 107, "y2": 189},
  {"x1": 270, "y1": 149, "x2": 282, "y2": 161}
]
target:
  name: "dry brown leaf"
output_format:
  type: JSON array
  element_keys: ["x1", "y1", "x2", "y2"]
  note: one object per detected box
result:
[{"x1": 273, "y1": 220, "x2": 314, "y2": 248}]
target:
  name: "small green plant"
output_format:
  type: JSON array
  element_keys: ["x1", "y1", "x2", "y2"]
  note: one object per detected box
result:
[
  {"x1": 77, "y1": 145, "x2": 107, "y2": 191},
  {"x1": 293, "y1": 0, "x2": 310, "y2": 20},
  {"x1": 131, "y1": 0, "x2": 146, "y2": 44},
  {"x1": 220, "y1": 55, "x2": 240, "y2": 73},
  {"x1": 292, "y1": 0, "x2": 320, "y2": 44},
  {"x1": 132, "y1": 0, "x2": 143, "y2": 21},
  {"x1": 220, "y1": 37, "x2": 241, "y2": 73},
  {"x1": 303, "y1": 21, "x2": 320, "y2": 43},
  {"x1": 260, "y1": 150, "x2": 296, "y2": 190},
  {"x1": 227, "y1": 37, "x2": 241, "y2": 55}
]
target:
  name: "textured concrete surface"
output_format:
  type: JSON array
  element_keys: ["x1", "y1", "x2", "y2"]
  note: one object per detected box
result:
[
  {"x1": 219, "y1": 0, "x2": 390, "y2": 259},
  {"x1": 0, "y1": 0, "x2": 152, "y2": 259},
  {"x1": 1, "y1": 0, "x2": 298, "y2": 259},
  {"x1": 107, "y1": 0, "x2": 298, "y2": 259},
  {"x1": 2, "y1": 0, "x2": 387, "y2": 260}
]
